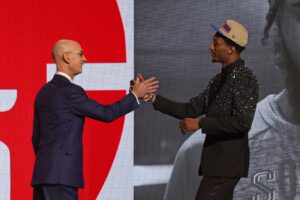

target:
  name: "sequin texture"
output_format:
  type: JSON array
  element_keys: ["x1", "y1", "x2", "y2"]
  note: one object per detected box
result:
[{"x1": 190, "y1": 61, "x2": 259, "y2": 131}]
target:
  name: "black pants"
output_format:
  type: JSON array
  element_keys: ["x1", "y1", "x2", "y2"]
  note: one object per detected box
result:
[
  {"x1": 195, "y1": 176, "x2": 240, "y2": 200},
  {"x1": 33, "y1": 184, "x2": 78, "y2": 200}
]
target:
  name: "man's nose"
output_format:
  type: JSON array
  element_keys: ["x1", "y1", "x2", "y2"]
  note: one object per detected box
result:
[
  {"x1": 83, "y1": 55, "x2": 87, "y2": 62},
  {"x1": 209, "y1": 43, "x2": 213, "y2": 51}
]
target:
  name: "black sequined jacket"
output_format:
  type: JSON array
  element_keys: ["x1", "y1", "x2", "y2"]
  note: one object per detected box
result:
[{"x1": 153, "y1": 59, "x2": 259, "y2": 177}]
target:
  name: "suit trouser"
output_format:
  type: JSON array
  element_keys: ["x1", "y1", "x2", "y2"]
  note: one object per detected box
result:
[
  {"x1": 195, "y1": 176, "x2": 240, "y2": 200},
  {"x1": 33, "y1": 184, "x2": 78, "y2": 200}
]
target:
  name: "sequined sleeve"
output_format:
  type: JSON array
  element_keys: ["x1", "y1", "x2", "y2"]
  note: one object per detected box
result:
[
  {"x1": 231, "y1": 71, "x2": 259, "y2": 130},
  {"x1": 153, "y1": 81, "x2": 212, "y2": 119},
  {"x1": 189, "y1": 79, "x2": 213, "y2": 114},
  {"x1": 201, "y1": 70, "x2": 259, "y2": 134},
  {"x1": 153, "y1": 95, "x2": 203, "y2": 120}
]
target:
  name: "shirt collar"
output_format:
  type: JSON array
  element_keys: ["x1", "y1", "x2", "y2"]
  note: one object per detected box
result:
[
  {"x1": 55, "y1": 71, "x2": 73, "y2": 83},
  {"x1": 221, "y1": 59, "x2": 244, "y2": 76}
]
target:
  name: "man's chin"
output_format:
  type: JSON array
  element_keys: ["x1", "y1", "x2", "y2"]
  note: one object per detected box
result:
[
  {"x1": 211, "y1": 59, "x2": 218, "y2": 63},
  {"x1": 75, "y1": 71, "x2": 82, "y2": 76}
]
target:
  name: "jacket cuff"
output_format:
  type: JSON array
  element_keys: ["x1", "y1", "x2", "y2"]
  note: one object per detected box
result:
[
  {"x1": 200, "y1": 117, "x2": 208, "y2": 134},
  {"x1": 130, "y1": 91, "x2": 140, "y2": 105}
]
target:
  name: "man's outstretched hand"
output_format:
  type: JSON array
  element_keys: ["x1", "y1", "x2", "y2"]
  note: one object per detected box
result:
[{"x1": 131, "y1": 73, "x2": 159, "y2": 98}]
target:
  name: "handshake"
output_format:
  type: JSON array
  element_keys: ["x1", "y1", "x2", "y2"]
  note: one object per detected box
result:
[
  {"x1": 130, "y1": 73, "x2": 158, "y2": 103},
  {"x1": 130, "y1": 73, "x2": 200, "y2": 134}
]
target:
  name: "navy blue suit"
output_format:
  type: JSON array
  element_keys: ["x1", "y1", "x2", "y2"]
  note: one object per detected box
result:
[{"x1": 32, "y1": 74, "x2": 139, "y2": 189}]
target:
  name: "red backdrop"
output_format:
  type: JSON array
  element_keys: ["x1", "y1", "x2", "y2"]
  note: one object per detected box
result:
[{"x1": 0, "y1": 0, "x2": 127, "y2": 199}]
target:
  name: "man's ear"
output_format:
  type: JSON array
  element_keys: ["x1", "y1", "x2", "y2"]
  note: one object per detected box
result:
[
  {"x1": 62, "y1": 52, "x2": 69, "y2": 64},
  {"x1": 227, "y1": 46, "x2": 235, "y2": 55}
]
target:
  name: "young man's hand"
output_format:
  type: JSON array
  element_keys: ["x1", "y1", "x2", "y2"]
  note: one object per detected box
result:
[
  {"x1": 131, "y1": 73, "x2": 159, "y2": 98},
  {"x1": 179, "y1": 118, "x2": 201, "y2": 134}
]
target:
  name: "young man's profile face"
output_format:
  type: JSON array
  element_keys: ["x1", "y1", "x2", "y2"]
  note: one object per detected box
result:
[{"x1": 209, "y1": 34, "x2": 232, "y2": 64}]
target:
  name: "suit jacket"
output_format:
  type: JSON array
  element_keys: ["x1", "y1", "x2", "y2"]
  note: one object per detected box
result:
[
  {"x1": 31, "y1": 74, "x2": 139, "y2": 188},
  {"x1": 153, "y1": 60, "x2": 259, "y2": 178}
]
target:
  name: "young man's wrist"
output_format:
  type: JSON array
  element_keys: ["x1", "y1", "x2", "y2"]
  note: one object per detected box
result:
[{"x1": 144, "y1": 94, "x2": 156, "y2": 103}]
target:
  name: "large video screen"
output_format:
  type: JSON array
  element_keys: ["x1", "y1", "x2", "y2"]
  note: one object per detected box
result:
[{"x1": 135, "y1": 0, "x2": 300, "y2": 199}]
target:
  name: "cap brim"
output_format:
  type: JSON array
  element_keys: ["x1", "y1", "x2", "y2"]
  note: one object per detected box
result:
[{"x1": 210, "y1": 23, "x2": 225, "y2": 36}]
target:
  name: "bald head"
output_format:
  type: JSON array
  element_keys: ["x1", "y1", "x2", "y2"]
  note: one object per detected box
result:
[
  {"x1": 52, "y1": 39, "x2": 81, "y2": 64},
  {"x1": 51, "y1": 39, "x2": 86, "y2": 78}
]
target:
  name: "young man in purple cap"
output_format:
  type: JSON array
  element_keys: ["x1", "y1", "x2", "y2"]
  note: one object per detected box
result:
[{"x1": 140, "y1": 19, "x2": 259, "y2": 199}]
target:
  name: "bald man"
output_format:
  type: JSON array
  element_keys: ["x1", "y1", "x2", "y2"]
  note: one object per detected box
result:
[{"x1": 31, "y1": 40, "x2": 158, "y2": 200}]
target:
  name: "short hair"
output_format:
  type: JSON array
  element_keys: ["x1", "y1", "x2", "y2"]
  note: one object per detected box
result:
[{"x1": 215, "y1": 32, "x2": 245, "y2": 54}]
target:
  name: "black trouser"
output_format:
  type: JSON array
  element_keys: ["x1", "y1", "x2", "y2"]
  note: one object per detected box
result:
[
  {"x1": 195, "y1": 176, "x2": 240, "y2": 200},
  {"x1": 33, "y1": 184, "x2": 78, "y2": 200}
]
